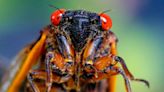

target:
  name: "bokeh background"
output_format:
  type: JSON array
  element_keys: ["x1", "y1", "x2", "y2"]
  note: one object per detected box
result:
[{"x1": 0, "y1": 0, "x2": 164, "y2": 92}]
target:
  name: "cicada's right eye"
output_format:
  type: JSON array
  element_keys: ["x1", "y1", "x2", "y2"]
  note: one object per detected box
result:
[
  {"x1": 99, "y1": 13, "x2": 112, "y2": 31},
  {"x1": 51, "y1": 9, "x2": 65, "y2": 26}
]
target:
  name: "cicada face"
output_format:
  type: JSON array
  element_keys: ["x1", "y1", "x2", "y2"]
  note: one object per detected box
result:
[
  {"x1": 0, "y1": 9, "x2": 149, "y2": 92},
  {"x1": 51, "y1": 10, "x2": 112, "y2": 52},
  {"x1": 59, "y1": 10, "x2": 101, "y2": 52}
]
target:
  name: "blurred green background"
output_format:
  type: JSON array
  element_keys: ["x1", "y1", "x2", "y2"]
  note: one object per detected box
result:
[{"x1": 0, "y1": 0, "x2": 163, "y2": 92}]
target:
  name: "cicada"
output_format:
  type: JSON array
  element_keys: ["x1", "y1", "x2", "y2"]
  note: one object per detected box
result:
[{"x1": 0, "y1": 9, "x2": 149, "y2": 92}]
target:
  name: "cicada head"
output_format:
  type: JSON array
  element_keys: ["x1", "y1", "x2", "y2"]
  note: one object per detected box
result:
[{"x1": 51, "y1": 9, "x2": 112, "y2": 52}]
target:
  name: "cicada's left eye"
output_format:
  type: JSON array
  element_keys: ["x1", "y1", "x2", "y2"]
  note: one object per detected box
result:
[
  {"x1": 99, "y1": 13, "x2": 112, "y2": 31},
  {"x1": 51, "y1": 9, "x2": 65, "y2": 26}
]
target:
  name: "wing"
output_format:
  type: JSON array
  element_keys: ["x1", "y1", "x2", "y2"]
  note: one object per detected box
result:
[
  {"x1": 107, "y1": 31, "x2": 118, "y2": 92},
  {"x1": 0, "y1": 27, "x2": 49, "y2": 92},
  {"x1": 0, "y1": 42, "x2": 35, "y2": 92}
]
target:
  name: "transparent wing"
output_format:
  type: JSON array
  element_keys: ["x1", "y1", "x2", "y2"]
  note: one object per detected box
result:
[
  {"x1": 0, "y1": 42, "x2": 35, "y2": 92},
  {"x1": 0, "y1": 27, "x2": 49, "y2": 92}
]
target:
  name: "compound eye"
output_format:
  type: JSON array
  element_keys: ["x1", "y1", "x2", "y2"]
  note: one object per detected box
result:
[
  {"x1": 51, "y1": 9, "x2": 65, "y2": 26},
  {"x1": 99, "y1": 13, "x2": 112, "y2": 31}
]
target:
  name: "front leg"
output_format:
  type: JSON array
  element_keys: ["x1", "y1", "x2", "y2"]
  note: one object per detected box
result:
[
  {"x1": 113, "y1": 56, "x2": 149, "y2": 87},
  {"x1": 45, "y1": 52, "x2": 53, "y2": 92},
  {"x1": 27, "y1": 73, "x2": 40, "y2": 92},
  {"x1": 30, "y1": 52, "x2": 60, "y2": 92},
  {"x1": 82, "y1": 59, "x2": 132, "y2": 92},
  {"x1": 26, "y1": 69, "x2": 68, "y2": 92},
  {"x1": 44, "y1": 51, "x2": 74, "y2": 92},
  {"x1": 93, "y1": 55, "x2": 149, "y2": 91},
  {"x1": 82, "y1": 31, "x2": 118, "y2": 92},
  {"x1": 105, "y1": 66, "x2": 132, "y2": 92},
  {"x1": 42, "y1": 30, "x2": 75, "y2": 91},
  {"x1": 83, "y1": 54, "x2": 149, "y2": 92}
]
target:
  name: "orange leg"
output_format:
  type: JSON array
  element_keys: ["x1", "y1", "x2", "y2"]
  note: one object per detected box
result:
[
  {"x1": 88, "y1": 58, "x2": 132, "y2": 92},
  {"x1": 114, "y1": 56, "x2": 149, "y2": 87},
  {"x1": 43, "y1": 51, "x2": 74, "y2": 92},
  {"x1": 43, "y1": 33, "x2": 75, "y2": 92},
  {"x1": 93, "y1": 55, "x2": 149, "y2": 92},
  {"x1": 26, "y1": 50, "x2": 74, "y2": 92},
  {"x1": 27, "y1": 69, "x2": 72, "y2": 92},
  {"x1": 84, "y1": 65, "x2": 132, "y2": 92},
  {"x1": 81, "y1": 33, "x2": 118, "y2": 92},
  {"x1": 82, "y1": 32, "x2": 149, "y2": 92},
  {"x1": 106, "y1": 32, "x2": 149, "y2": 92},
  {"x1": 45, "y1": 52, "x2": 53, "y2": 92},
  {"x1": 107, "y1": 67, "x2": 132, "y2": 92},
  {"x1": 27, "y1": 73, "x2": 41, "y2": 92}
]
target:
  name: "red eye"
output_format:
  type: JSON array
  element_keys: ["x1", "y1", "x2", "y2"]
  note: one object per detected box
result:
[
  {"x1": 51, "y1": 9, "x2": 65, "y2": 26},
  {"x1": 99, "y1": 13, "x2": 112, "y2": 31}
]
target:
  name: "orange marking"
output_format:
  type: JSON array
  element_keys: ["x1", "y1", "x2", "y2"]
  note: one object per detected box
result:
[
  {"x1": 69, "y1": 45, "x2": 75, "y2": 57},
  {"x1": 83, "y1": 41, "x2": 94, "y2": 60},
  {"x1": 108, "y1": 41, "x2": 117, "y2": 92},
  {"x1": 8, "y1": 31, "x2": 47, "y2": 92},
  {"x1": 94, "y1": 56, "x2": 111, "y2": 71},
  {"x1": 53, "y1": 53, "x2": 64, "y2": 69}
]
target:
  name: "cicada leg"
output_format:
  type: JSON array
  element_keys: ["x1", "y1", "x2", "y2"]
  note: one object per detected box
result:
[
  {"x1": 25, "y1": 51, "x2": 54, "y2": 92},
  {"x1": 45, "y1": 52, "x2": 53, "y2": 92},
  {"x1": 82, "y1": 31, "x2": 119, "y2": 92},
  {"x1": 85, "y1": 55, "x2": 132, "y2": 92},
  {"x1": 82, "y1": 37, "x2": 103, "y2": 78},
  {"x1": 105, "y1": 66, "x2": 132, "y2": 92},
  {"x1": 93, "y1": 55, "x2": 150, "y2": 88},
  {"x1": 113, "y1": 56, "x2": 150, "y2": 87},
  {"x1": 27, "y1": 73, "x2": 40, "y2": 92},
  {"x1": 41, "y1": 29, "x2": 75, "y2": 92},
  {"x1": 44, "y1": 51, "x2": 74, "y2": 92},
  {"x1": 27, "y1": 69, "x2": 65, "y2": 92},
  {"x1": 90, "y1": 54, "x2": 149, "y2": 92}
]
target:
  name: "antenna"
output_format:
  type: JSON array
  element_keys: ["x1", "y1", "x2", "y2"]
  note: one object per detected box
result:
[
  {"x1": 49, "y1": 4, "x2": 63, "y2": 13},
  {"x1": 99, "y1": 9, "x2": 112, "y2": 15}
]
